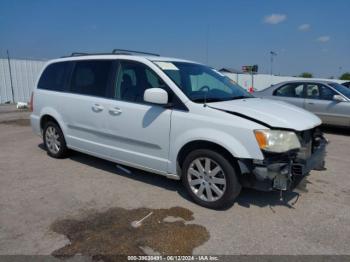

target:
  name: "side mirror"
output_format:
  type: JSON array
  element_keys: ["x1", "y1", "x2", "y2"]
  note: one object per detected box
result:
[
  {"x1": 144, "y1": 88, "x2": 168, "y2": 105},
  {"x1": 333, "y1": 94, "x2": 346, "y2": 102}
]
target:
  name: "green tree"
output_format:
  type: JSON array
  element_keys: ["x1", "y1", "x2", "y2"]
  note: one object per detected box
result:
[
  {"x1": 299, "y1": 72, "x2": 313, "y2": 78},
  {"x1": 339, "y1": 72, "x2": 350, "y2": 80}
]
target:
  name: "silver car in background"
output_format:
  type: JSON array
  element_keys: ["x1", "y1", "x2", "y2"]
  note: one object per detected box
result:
[
  {"x1": 342, "y1": 82, "x2": 350, "y2": 88},
  {"x1": 255, "y1": 80, "x2": 350, "y2": 127}
]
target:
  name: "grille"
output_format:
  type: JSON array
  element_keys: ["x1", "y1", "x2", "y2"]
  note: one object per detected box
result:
[{"x1": 292, "y1": 164, "x2": 303, "y2": 176}]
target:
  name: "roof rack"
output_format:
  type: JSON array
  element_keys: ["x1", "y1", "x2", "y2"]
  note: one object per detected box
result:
[
  {"x1": 61, "y1": 49, "x2": 160, "y2": 58},
  {"x1": 61, "y1": 52, "x2": 111, "y2": 58},
  {"x1": 112, "y1": 49, "x2": 160, "y2": 56},
  {"x1": 71, "y1": 52, "x2": 89, "y2": 56}
]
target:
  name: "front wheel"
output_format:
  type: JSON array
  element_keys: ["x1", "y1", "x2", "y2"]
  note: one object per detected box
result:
[{"x1": 182, "y1": 149, "x2": 241, "y2": 209}]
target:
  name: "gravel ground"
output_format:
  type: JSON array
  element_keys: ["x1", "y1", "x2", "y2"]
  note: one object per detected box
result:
[{"x1": 0, "y1": 106, "x2": 349, "y2": 257}]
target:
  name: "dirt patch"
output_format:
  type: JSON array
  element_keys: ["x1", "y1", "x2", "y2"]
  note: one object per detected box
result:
[
  {"x1": 341, "y1": 189, "x2": 350, "y2": 195},
  {"x1": 0, "y1": 119, "x2": 30, "y2": 126},
  {"x1": 315, "y1": 179, "x2": 329, "y2": 185},
  {"x1": 51, "y1": 206, "x2": 209, "y2": 260}
]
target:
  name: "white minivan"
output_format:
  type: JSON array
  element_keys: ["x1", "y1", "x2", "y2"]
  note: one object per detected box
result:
[{"x1": 30, "y1": 50, "x2": 327, "y2": 209}]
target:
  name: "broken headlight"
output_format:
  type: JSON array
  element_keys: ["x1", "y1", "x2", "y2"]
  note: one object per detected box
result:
[{"x1": 254, "y1": 129, "x2": 301, "y2": 153}]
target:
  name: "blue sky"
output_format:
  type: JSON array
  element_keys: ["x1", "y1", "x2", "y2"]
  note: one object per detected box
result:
[{"x1": 0, "y1": 0, "x2": 349, "y2": 77}]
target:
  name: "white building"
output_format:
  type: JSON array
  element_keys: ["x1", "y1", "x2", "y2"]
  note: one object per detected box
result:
[{"x1": 219, "y1": 68, "x2": 346, "y2": 91}]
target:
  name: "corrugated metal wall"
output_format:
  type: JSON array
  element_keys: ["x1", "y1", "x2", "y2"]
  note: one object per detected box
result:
[{"x1": 0, "y1": 58, "x2": 47, "y2": 103}]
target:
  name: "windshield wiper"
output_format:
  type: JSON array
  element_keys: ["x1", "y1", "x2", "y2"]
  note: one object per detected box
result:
[
  {"x1": 191, "y1": 98, "x2": 224, "y2": 103},
  {"x1": 230, "y1": 95, "x2": 253, "y2": 100},
  {"x1": 192, "y1": 96, "x2": 253, "y2": 103}
]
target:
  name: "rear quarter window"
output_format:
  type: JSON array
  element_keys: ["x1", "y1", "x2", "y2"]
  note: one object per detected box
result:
[{"x1": 38, "y1": 62, "x2": 72, "y2": 91}]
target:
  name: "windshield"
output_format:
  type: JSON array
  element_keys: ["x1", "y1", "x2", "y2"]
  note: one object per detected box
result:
[
  {"x1": 328, "y1": 83, "x2": 350, "y2": 99},
  {"x1": 153, "y1": 61, "x2": 253, "y2": 103}
]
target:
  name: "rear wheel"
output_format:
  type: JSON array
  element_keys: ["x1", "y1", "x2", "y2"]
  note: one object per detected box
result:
[
  {"x1": 43, "y1": 121, "x2": 69, "y2": 158},
  {"x1": 182, "y1": 149, "x2": 241, "y2": 209}
]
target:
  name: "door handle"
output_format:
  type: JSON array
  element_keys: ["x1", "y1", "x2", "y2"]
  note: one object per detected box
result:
[
  {"x1": 307, "y1": 102, "x2": 314, "y2": 105},
  {"x1": 109, "y1": 107, "x2": 122, "y2": 115},
  {"x1": 92, "y1": 104, "x2": 104, "y2": 112}
]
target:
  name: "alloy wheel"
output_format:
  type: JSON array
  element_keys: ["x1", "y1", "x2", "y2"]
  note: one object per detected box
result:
[
  {"x1": 45, "y1": 126, "x2": 61, "y2": 154},
  {"x1": 187, "y1": 157, "x2": 227, "y2": 202}
]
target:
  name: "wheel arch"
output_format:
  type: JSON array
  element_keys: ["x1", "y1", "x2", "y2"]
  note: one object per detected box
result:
[
  {"x1": 40, "y1": 114, "x2": 60, "y2": 131},
  {"x1": 38, "y1": 108, "x2": 68, "y2": 139},
  {"x1": 40, "y1": 113, "x2": 70, "y2": 158},
  {"x1": 176, "y1": 140, "x2": 240, "y2": 177}
]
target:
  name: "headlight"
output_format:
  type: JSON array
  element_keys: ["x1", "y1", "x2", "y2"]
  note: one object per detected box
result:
[{"x1": 254, "y1": 129, "x2": 301, "y2": 153}]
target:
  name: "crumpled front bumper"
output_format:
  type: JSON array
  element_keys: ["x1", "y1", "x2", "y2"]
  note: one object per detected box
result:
[{"x1": 238, "y1": 131, "x2": 327, "y2": 191}]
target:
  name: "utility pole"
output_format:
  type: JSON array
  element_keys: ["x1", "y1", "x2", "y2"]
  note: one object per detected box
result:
[
  {"x1": 6, "y1": 50, "x2": 15, "y2": 103},
  {"x1": 270, "y1": 51, "x2": 277, "y2": 76}
]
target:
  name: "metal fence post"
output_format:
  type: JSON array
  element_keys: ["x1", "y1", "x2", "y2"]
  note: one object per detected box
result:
[{"x1": 7, "y1": 50, "x2": 15, "y2": 103}]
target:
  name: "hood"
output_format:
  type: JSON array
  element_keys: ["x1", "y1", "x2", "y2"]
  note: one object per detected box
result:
[{"x1": 208, "y1": 98, "x2": 321, "y2": 131}]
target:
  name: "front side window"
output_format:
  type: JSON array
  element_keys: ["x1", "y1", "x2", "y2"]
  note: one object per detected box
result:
[
  {"x1": 153, "y1": 61, "x2": 252, "y2": 103},
  {"x1": 328, "y1": 83, "x2": 350, "y2": 99},
  {"x1": 38, "y1": 62, "x2": 72, "y2": 91},
  {"x1": 70, "y1": 60, "x2": 114, "y2": 98},
  {"x1": 306, "y1": 84, "x2": 336, "y2": 100},
  {"x1": 274, "y1": 83, "x2": 304, "y2": 98},
  {"x1": 115, "y1": 61, "x2": 167, "y2": 103}
]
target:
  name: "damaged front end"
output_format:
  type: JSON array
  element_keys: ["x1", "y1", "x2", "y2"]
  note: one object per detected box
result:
[{"x1": 239, "y1": 127, "x2": 327, "y2": 191}]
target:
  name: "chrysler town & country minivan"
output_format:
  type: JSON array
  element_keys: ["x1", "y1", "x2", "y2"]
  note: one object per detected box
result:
[{"x1": 30, "y1": 50, "x2": 327, "y2": 209}]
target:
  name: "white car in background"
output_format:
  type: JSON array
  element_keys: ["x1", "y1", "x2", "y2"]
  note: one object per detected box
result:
[{"x1": 30, "y1": 50, "x2": 327, "y2": 209}]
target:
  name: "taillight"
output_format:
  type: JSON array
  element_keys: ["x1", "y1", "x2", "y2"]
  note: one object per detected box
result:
[{"x1": 29, "y1": 92, "x2": 34, "y2": 112}]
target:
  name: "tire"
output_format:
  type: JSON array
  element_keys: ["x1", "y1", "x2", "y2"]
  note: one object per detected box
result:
[
  {"x1": 43, "y1": 121, "x2": 69, "y2": 158},
  {"x1": 182, "y1": 149, "x2": 241, "y2": 209}
]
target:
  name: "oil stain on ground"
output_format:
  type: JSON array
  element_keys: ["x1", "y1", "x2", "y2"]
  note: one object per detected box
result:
[{"x1": 51, "y1": 206, "x2": 209, "y2": 260}]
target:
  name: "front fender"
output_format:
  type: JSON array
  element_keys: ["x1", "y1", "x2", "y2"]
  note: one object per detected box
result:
[{"x1": 168, "y1": 128, "x2": 264, "y2": 174}]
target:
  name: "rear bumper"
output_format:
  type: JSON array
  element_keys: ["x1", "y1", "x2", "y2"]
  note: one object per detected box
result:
[
  {"x1": 238, "y1": 135, "x2": 327, "y2": 191},
  {"x1": 30, "y1": 114, "x2": 41, "y2": 136}
]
